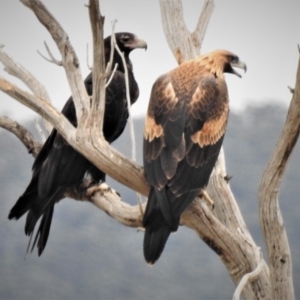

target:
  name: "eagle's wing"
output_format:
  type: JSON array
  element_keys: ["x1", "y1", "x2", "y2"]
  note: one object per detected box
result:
[{"x1": 143, "y1": 73, "x2": 229, "y2": 226}]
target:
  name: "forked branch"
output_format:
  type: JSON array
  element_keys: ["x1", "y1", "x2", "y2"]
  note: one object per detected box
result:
[
  {"x1": 0, "y1": 44, "x2": 52, "y2": 133},
  {"x1": 20, "y1": 0, "x2": 90, "y2": 121},
  {"x1": 37, "y1": 41, "x2": 62, "y2": 66},
  {"x1": 159, "y1": 0, "x2": 214, "y2": 64}
]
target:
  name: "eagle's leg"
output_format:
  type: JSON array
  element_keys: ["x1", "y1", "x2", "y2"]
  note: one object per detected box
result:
[{"x1": 199, "y1": 189, "x2": 215, "y2": 210}]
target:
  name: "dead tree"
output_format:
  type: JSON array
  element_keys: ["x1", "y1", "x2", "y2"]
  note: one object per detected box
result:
[{"x1": 0, "y1": 0, "x2": 299, "y2": 299}]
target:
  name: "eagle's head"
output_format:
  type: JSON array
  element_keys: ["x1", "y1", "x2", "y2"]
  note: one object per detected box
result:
[
  {"x1": 199, "y1": 49, "x2": 247, "y2": 79},
  {"x1": 106, "y1": 32, "x2": 147, "y2": 54}
]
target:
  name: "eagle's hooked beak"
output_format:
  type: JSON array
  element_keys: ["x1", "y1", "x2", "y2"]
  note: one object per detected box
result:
[
  {"x1": 131, "y1": 36, "x2": 148, "y2": 51},
  {"x1": 231, "y1": 59, "x2": 247, "y2": 78},
  {"x1": 136, "y1": 38, "x2": 147, "y2": 51}
]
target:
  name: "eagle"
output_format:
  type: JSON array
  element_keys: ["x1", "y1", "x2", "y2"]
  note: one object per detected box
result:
[
  {"x1": 8, "y1": 32, "x2": 147, "y2": 256},
  {"x1": 143, "y1": 49, "x2": 246, "y2": 264}
]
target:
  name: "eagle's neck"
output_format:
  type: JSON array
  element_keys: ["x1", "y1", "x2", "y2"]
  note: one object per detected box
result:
[{"x1": 195, "y1": 55, "x2": 225, "y2": 79}]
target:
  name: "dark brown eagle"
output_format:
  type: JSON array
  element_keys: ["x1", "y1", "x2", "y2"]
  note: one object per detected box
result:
[
  {"x1": 8, "y1": 32, "x2": 147, "y2": 256},
  {"x1": 143, "y1": 49, "x2": 246, "y2": 264}
]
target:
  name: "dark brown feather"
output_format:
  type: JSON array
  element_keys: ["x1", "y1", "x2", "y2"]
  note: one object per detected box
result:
[{"x1": 143, "y1": 49, "x2": 246, "y2": 264}]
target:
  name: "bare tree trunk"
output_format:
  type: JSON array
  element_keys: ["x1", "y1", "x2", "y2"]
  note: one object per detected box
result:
[
  {"x1": 0, "y1": 0, "x2": 298, "y2": 299},
  {"x1": 258, "y1": 51, "x2": 300, "y2": 299}
]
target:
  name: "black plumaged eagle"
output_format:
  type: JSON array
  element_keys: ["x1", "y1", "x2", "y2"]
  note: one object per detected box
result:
[
  {"x1": 143, "y1": 49, "x2": 246, "y2": 264},
  {"x1": 8, "y1": 32, "x2": 147, "y2": 256}
]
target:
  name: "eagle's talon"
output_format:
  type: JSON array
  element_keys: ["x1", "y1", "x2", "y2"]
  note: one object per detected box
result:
[{"x1": 86, "y1": 186, "x2": 100, "y2": 197}]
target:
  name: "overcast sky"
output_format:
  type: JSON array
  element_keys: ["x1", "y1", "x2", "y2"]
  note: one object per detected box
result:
[{"x1": 1, "y1": 0, "x2": 300, "y2": 122}]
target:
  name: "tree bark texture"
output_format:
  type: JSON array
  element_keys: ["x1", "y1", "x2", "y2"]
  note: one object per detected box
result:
[{"x1": 258, "y1": 52, "x2": 300, "y2": 299}]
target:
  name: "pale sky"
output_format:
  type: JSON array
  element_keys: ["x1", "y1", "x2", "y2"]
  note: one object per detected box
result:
[{"x1": 1, "y1": 0, "x2": 300, "y2": 122}]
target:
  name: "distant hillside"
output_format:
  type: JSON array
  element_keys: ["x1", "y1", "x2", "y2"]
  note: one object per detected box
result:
[{"x1": 0, "y1": 104, "x2": 299, "y2": 300}]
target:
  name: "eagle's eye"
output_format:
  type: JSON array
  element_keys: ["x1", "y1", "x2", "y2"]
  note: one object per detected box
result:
[
  {"x1": 121, "y1": 35, "x2": 130, "y2": 43},
  {"x1": 230, "y1": 55, "x2": 239, "y2": 63}
]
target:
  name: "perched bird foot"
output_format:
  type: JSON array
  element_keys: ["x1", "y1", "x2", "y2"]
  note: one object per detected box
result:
[
  {"x1": 86, "y1": 182, "x2": 120, "y2": 198},
  {"x1": 86, "y1": 182, "x2": 111, "y2": 197}
]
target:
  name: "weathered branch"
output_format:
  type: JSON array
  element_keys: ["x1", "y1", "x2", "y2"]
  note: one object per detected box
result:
[
  {"x1": 0, "y1": 74, "x2": 148, "y2": 195},
  {"x1": 181, "y1": 200, "x2": 271, "y2": 299},
  {"x1": 0, "y1": 115, "x2": 144, "y2": 225},
  {"x1": 0, "y1": 116, "x2": 41, "y2": 156},
  {"x1": 193, "y1": 0, "x2": 215, "y2": 51},
  {"x1": 34, "y1": 119, "x2": 46, "y2": 143},
  {"x1": 233, "y1": 252, "x2": 265, "y2": 300},
  {"x1": 86, "y1": 43, "x2": 92, "y2": 70},
  {"x1": 87, "y1": 0, "x2": 106, "y2": 132},
  {"x1": 180, "y1": 152, "x2": 271, "y2": 299},
  {"x1": 37, "y1": 41, "x2": 62, "y2": 66},
  {"x1": 0, "y1": 76, "x2": 75, "y2": 138},
  {"x1": 105, "y1": 62, "x2": 118, "y2": 88},
  {"x1": 20, "y1": 0, "x2": 90, "y2": 121},
  {"x1": 104, "y1": 20, "x2": 116, "y2": 78},
  {"x1": 0, "y1": 44, "x2": 52, "y2": 133},
  {"x1": 258, "y1": 50, "x2": 300, "y2": 299},
  {"x1": 159, "y1": 0, "x2": 214, "y2": 64},
  {"x1": 87, "y1": 183, "x2": 145, "y2": 227},
  {"x1": 0, "y1": 116, "x2": 139, "y2": 220}
]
